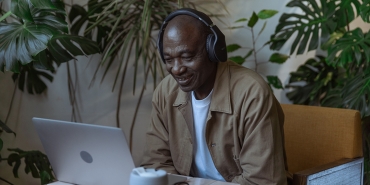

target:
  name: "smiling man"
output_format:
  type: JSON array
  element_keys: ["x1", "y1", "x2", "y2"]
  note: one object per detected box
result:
[{"x1": 141, "y1": 8, "x2": 287, "y2": 185}]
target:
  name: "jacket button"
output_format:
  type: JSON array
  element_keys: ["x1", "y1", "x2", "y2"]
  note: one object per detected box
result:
[
  {"x1": 211, "y1": 143, "x2": 216, "y2": 147},
  {"x1": 228, "y1": 175, "x2": 233, "y2": 179}
]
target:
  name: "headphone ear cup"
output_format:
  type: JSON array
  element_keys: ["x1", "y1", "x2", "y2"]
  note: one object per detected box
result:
[{"x1": 206, "y1": 34, "x2": 218, "y2": 62}]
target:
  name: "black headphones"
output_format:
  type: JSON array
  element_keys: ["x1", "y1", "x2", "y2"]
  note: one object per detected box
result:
[{"x1": 157, "y1": 8, "x2": 227, "y2": 63}]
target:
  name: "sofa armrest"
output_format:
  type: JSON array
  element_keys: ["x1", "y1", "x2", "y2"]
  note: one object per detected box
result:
[{"x1": 292, "y1": 158, "x2": 364, "y2": 185}]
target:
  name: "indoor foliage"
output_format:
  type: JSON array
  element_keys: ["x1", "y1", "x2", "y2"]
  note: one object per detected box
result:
[
  {"x1": 0, "y1": 0, "x2": 99, "y2": 184},
  {"x1": 66, "y1": 0, "x2": 223, "y2": 150},
  {"x1": 0, "y1": 0, "x2": 218, "y2": 184},
  {"x1": 269, "y1": 0, "x2": 370, "y2": 183},
  {"x1": 226, "y1": 9, "x2": 289, "y2": 90}
]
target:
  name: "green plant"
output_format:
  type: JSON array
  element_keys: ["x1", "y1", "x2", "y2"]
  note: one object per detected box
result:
[
  {"x1": 1, "y1": 1, "x2": 224, "y2": 183},
  {"x1": 67, "y1": 0, "x2": 225, "y2": 149},
  {"x1": 226, "y1": 9, "x2": 289, "y2": 90},
  {"x1": 269, "y1": 0, "x2": 370, "y2": 183},
  {"x1": 0, "y1": 0, "x2": 99, "y2": 184},
  {"x1": 0, "y1": 119, "x2": 15, "y2": 185},
  {"x1": 1, "y1": 120, "x2": 55, "y2": 185}
]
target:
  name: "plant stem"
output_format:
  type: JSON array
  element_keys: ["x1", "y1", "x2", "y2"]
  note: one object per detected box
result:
[
  {"x1": 251, "y1": 27, "x2": 258, "y2": 71},
  {"x1": 345, "y1": 10, "x2": 350, "y2": 31},
  {"x1": 0, "y1": 11, "x2": 11, "y2": 22},
  {"x1": 4, "y1": 79, "x2": 18, "y2": 124},
  {"x1": 0, "y1": 177, "x2": 14, "y2": 185}
]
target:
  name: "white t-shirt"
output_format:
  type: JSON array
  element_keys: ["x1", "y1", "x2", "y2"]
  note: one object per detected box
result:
[{"x1": 191, "y1": 90, "x2": 225, "y2": 181}]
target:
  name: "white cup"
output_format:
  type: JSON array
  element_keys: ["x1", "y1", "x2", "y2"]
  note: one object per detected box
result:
[{"x1": 129, "y1": 167, "x2": 168, "y2": 185}]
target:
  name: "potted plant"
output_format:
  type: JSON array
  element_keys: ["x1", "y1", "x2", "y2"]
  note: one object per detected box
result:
[
  {"x1": 67, "y1": 0, "x2": 224, "y2": 149},
  {"x1": 269, "y1": 0, "x2": 370, "y2": 183},
  {"x1": 0, "y1": 0, "x2": 99, "y2": 184}
]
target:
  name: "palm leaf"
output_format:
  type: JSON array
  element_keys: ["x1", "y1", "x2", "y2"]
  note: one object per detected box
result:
[{"x1": 270, "y1": 0, "x2": 337, "y2": 55}]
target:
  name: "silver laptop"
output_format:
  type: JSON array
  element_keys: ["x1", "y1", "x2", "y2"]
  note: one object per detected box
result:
[{"x1": 32, "y1": 117, "x2": 187, "y2": 185}]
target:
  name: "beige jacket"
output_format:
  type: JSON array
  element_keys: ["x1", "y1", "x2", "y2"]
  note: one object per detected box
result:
[{"x1": 141, "y1": 60, "x2": 287, "y2": 185}]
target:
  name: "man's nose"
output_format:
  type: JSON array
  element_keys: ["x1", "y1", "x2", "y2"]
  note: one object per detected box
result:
[{"x1": 171, "y1": 59, "x2": 186, "y2": 75}]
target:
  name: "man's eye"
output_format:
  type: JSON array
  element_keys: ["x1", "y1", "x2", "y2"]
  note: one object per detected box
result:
[
  {"x1": 182, "y1": 57, "x2": 192, "y2": 61},
  {"x1": 164, "y1": 59, "x2": 172, "y2": 63}
]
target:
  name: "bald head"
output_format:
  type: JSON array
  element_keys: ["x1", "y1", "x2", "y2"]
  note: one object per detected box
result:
[{"x1": 164, "y1": 15, "x2": 212, "y2": 45}]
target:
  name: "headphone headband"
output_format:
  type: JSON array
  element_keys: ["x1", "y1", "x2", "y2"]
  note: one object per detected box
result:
[{"x1": 157, "y1": 8, "x2": 227, "y2": 63}]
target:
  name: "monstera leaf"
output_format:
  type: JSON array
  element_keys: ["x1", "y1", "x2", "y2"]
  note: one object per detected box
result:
[
  {"x1": 47, "y1": 34, "x2": 100, "y2": 65},
  {"x1": 323, "y1": 72, "x2": 370, "y2": 118},
  {"x1": 286, "y1": 56, "x2": 338, "y2": 105},
  {"x1": 0, "y1": 0, "x2": 99, "y2": 73},
  {"x1": 0, "y1": 23, "x2": 55, "y2": 71},
  {"x1": 327, "y1": 28, "x2": 370, "y2": 67},
  {"x1": 270, "y1": 0, "x2": 337, "y2": 55},
  {"x1": 11, "y1": 63, "x2": 53, "y2": 94},
  {"x1": 341, "y1": 72, "x2": 370, "y2": 118},
  {"x1": 6, "y1": 148, "x2": 55, "y2": 184},
  {"x1": 335, "y1": 0, "x2": 361, "y2": 28},
  {"x1": 68, "y1": 1, "x2": 110, "y2": 50},
  {"x1": 360, "y1": 0, "x2": 370, "y2": 23}
]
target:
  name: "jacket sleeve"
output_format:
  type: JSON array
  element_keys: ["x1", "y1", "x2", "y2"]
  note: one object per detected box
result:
[
  {"x1": 231, "y1": 87, "x2": 287, "y2": 185},
  {"x1": 140, "y1": 89, "x2": 179, "y2": 174}
]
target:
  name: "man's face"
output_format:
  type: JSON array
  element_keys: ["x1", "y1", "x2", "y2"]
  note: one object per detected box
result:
[{"x1": 162, "y1": 20, "x2": 217, "y2": 99}]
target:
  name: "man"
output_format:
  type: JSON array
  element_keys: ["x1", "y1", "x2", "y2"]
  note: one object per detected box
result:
[{"x1": 141, "y1": 8, "x2": 287, "y2": 185}]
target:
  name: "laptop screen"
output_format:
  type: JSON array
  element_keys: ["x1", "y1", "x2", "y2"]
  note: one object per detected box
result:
[{"x1": 32, "y1": 117, "x2": 135, "y2": 185}]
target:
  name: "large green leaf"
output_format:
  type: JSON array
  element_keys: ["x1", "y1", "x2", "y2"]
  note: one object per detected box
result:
[
  {"x1": 286, "y1": 56, "x2": 338, "y2": 105},
  {"x1": 33, "y1": 50, "x2": 55, "y2": 70},
  {"x1": 335, "y1": 0, "x2": 361, "y2": 28},
  {"x1": 12, "y1": 63, "x2": 53, "y2": 94},
  {"x1": 270, "y1": 0, "x2": 337, "y2": 55},
  {"x1": 341, "y1": 72, "x2": 370, "y2": 118},
  {"x1": 11, "y1": 0, "x2": 33, "y2": 22},
  {"x1": 360, "y1": 0, "x2": 370, "y2": 23},
  {"x1": 47, "y1": 34, "x2": 100, "y2": 64},
  {"x1": 70, "y1": 1, "x2": 111, "y2": 48},
  {"x1": 6, "y1": 148, "x2": 55, "y2": 183},
  {"x1": 69, "y1": 4, "x2": 89, "y2": 35},
  {"x1": 0, "y1": 23, "x2": 54, "y2": 71},
  {"x1": 327, "y1": 28, "x2": 370, "y2": 67},
  {"x1": 33, "y1": 14, "x2": 68, "y2": 33},
  {"x1": 321, "y1": 88, "x2": 342, "y2": 108}
]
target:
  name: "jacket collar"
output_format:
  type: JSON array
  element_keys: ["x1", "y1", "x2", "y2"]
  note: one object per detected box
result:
[{"x1": 173, "y1": 61, "x2": 232, "y2": 114}]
